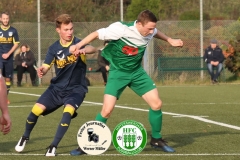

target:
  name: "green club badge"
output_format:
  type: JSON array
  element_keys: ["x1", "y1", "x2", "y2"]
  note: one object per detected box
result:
[{"x1": 112, "y1": 120, "x2": 147, "y2": 155}]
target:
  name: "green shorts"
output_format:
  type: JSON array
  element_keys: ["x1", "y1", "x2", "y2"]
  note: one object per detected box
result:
[{"x1": 105, "y1": 67, "x2": 156, "y2": 99}]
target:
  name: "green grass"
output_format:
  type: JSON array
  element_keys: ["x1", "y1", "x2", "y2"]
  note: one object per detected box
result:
[{"x1": 1, "y1": 84, "x2": 240, "y2": 160}]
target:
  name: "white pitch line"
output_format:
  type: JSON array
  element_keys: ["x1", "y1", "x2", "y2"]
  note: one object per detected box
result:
[
  {"x1": 10, "y1": 91, "x2": 240, "y2": 130},
  {"x1": 1, "y1": 153, "x2": 240, "y2": 156}
]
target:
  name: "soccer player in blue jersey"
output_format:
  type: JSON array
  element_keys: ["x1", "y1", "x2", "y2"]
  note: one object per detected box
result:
[
  {"x1": 15, "y1": 14, "x2": 97, "y2": 156},
  {"x1": 0, "y1": 12, "x2": 20, "y2": 104},
  {"x1": 70, "y1": 10, "x2": 183, "y2": 155}
]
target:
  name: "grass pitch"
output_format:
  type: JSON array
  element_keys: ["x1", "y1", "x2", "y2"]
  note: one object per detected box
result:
[{"x1": 1, "y1": 84, "x2": 240, "y2": 160}]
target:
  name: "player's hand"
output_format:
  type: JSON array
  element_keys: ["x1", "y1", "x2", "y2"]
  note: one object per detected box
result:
[
  {"x1": 70, "y1": 45, "x2": 78, "y2": 55},
  {"x1": 78, "y1": 48, "x2": 86, "y2": 55},
  {"x1": 37, "y1": 66, "x2": 44, "y2": 78},
  {"x1": 0, "y1": 113, "x2": 11, "y2": 135},
  {"x1": 2, "y1": 53, "x2": 9, "y2": 59},
  {"x1": 167, "y1": 38, "x2": 183, "y2": 47}
]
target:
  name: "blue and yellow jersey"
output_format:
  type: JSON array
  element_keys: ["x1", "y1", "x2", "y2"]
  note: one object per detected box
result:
[
  {"x1": 0, "y1": 25, "x2": 20, "y2": 61},
  {"x1": 43, "y1": 36, "x2": 88, "y2": 91}
]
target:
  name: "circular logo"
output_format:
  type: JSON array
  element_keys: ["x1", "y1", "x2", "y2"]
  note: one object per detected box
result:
[
  {"x1": 112, "y1": 120, "x2": 147, "y2": 155},
  {"x1": 77, "y1": 120, "x2": 112, "y2": 155}
]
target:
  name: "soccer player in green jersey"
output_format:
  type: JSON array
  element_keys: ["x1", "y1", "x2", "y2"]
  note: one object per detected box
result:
[{"x1": 70, "y1": 10, "x2": 183, "y2": 155}]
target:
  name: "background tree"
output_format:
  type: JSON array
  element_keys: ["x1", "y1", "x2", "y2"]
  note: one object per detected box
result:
[
  {"x1": 224, "y1": 35, "x2": 240, "y2": 76},
  {"x1": 0, "y1": 0, "x2": 240, "y2": 22}
]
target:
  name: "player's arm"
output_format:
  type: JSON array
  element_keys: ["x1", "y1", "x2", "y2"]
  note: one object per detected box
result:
[
  {"x1": 0, "y1": 73, "x2": 11, "y2": 135},
  {"x1": 77, "y1": 45, "x2": 97, "y2": 55},
  {"x1": 154, "y1": 30, "x2": 171, "y2": 41},
  {"x1": 154, "y1": 30, "x2": 183, "y2": 47},
  {"x1": 2, "y1": 43, "x2": 19, "y2": 59},
  {"x1": 37, "y1": 64, "x2": 50, "y2": 78},
  {"x1": 0, "y1": 74, "x2": 8, "y2": 115},
  {"x1": 70, "y1": 31, "x2": 99, "y2": 56},
  {"x1": 8, "y1": 43, "x2": 19, "y2": 55}
]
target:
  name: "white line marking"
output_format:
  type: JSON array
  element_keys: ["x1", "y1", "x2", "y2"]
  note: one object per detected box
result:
[
  {"x1": 10, "y1": 91, "x2": 240, "y2": 130},
  {"x1": 1, "y1": 153, "x2": 240, "y2": 156}
]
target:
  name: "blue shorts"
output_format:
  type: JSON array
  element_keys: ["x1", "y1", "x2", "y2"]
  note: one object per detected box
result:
[
  {"x1": 37, "y1": 85, "x2": 86, "y2": 116},
  {"x1": 1, "y1": 61, "x2": 14, "y2": 78}
]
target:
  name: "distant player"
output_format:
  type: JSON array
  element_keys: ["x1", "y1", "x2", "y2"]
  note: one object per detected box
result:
[
  {"x1": 0, "y1": 12, "x2": 20, "y2": 104},
  {"x1": 15, "y1": 14, "x2": 97, "y2": 156},
  {"x1": 69, "y1": 10, "x2": 183, "y2": 155}
]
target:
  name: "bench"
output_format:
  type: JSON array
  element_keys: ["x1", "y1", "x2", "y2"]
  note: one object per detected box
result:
[
  {"x1": 157, "y1": 57, "x2": 225, "y2": 83},
  {"x1": 12, "y1": 59, "x2": 98, "y2": 86}
]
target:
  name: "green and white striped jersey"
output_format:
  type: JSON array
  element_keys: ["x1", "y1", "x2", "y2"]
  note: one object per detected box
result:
[{"x1": 97, "y1": 21, "x2": 157, "y2": 71}]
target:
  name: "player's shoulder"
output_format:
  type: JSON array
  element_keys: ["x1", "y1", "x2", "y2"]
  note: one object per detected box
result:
[
  {"x1": 48, "y1": 40, "x2": 61, "y2": 52},
  {"x1": 73, "y1": 36, "x2": 81, "y2": 44},
  {"x1": 109, "y1": 21, "x2": 134, "y2": 28},
  {"x1": 120, "y1": 21, "x2": 135, "y2": 27},
  {"x1": 9, "y1": 26, "x2": 18, "y2": 32}
]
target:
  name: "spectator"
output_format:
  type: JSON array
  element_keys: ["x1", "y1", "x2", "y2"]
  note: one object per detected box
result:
[
  {"x1": 97, "y1": 41, "x2": 110, "y2": 86},
  {"x1": 203, "y1": 39, "x2": 224, "y2": 83},
  {"x1": 14, "y1": 44, "x2": 37, "y2": 86}
]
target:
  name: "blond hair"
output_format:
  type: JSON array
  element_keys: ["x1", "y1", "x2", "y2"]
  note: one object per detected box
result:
[{"x1": 14, "y1": 44, "x2": 30, "y2": 58}]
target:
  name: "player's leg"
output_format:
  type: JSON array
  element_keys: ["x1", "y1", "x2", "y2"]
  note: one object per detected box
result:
[
  {"x1": 48, "y1": 91, "x2": 85, "y2": 156},
  {"x1": 70, "y1": 94, "x2": 117, "y2": 156},
  {"x1": 15, "y1": 103, "x2": 46, "y2": 152},
  {"x1": 96, "y1": 94, "x2": 117, "y2": 122},
  {"x1": 95, "y1": 69, "x2": 129, "y2": 123},
  {"x1": 15, "y1": 87, "x2": 59, "y2": 153},
  {"x1": 45, "y1": 105, "x2": 75, "y2": 156},
  {"x1": 70, "y1": 69, "x2": 128, "y2": 156},
  {"x1": 142, "y1": 89, "x2": 174, "y2": 152},
  {"x1": 3, "y1": 62, "x2": 13, "y2": 104},
  {"x1": 131, "y1": 67, "x2": 175, "y2": 152}
]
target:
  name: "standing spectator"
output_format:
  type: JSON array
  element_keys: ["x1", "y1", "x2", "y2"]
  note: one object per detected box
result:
[
  {"x1": 14, "y1": 44, "x2": 37, "y2": 87},
  {"x1": 0, "y1": 12, "x2": 20, "y2": 104},
  {"x1": 203, "y1": 39, "x2": 225, "y2": 84},
  {"x1": 97, "y1": 41, "x2": 110, "y2": 86},
  {"x1": 0, "y1": 71, "x2": 11, "y2": 135}
]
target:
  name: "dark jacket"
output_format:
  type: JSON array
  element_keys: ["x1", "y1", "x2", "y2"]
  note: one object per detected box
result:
[
  {"x1": 97, "y1": 50, "x2": 109, "y2": 70},
  {"x1": 15, "y1": 50, "x2": 35, "y2": 67},
  {"x1": 203, "y1": 46, "x2": 224, "y2": 63}
]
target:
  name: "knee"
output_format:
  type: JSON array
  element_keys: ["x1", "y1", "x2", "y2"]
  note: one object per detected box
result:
[
  {"x1": 101, "y1": 108, "x2": 113, "y2": 118},
  {"x1": 32, "y1": 104, "x2": 45, "y2": 116},
  {"x1": 63, "y1": 105, "x2": 75, "y2": 116},
  {"x1": 151, "y1": 99, "x2": 162, "y2": 110}
]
